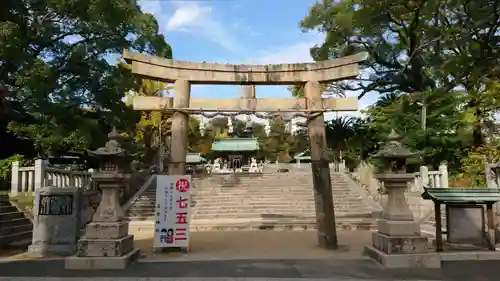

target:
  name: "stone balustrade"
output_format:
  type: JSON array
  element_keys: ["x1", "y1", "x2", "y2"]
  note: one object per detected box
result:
[
  {"x1": 409, "y1": 163, "x2": 449, "y2": 192},
  {"x1": 10, "y1": 159, "x2": 93, "y2": 196}
]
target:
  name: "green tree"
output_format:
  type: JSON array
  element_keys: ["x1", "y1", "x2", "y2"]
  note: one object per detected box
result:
[
  {"x1": 300, "y1": 0, "x2": 439, "y2": 98},
  {"x1": 300, "y1": 0, "x2": 500, "y2": 174},
  {"x1": 362, "y1": 90, "x2": 470, "y2": 171},
  {"x1": 1, "y1": 0, "x2": 171, "y2": 156},
  {"x1": 432, "y1": 1, "x2": 500, "y2": 147},
  {"x1": 261, "y1": 118, "x2": 294, "y2": 162}
]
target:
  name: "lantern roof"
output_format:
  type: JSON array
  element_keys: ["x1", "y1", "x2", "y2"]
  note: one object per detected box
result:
[
  {"x1": 371, "y1": 129, "x2": 418, "y2": 159},
  {"x1": 88, "y1": 127, "x2": 128, "y2": 157}
]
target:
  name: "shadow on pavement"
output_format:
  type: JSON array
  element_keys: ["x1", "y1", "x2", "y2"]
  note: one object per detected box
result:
[{"x1": 0, "y1": 258, "x2": 499, "y2": 280}]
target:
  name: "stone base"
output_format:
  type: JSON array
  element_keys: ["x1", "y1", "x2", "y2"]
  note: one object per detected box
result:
[
  {"x1": 28, "y1": 243, "x2": 76, "y2": 257},
  {"x1": 76, "y1": 235, "x2": 134, "y2": 257},
  {"x1": 65, "y1": 248, "x2": 140, "y2": 270},
  {"x1": 84, "y1": 220, "x2": 129, "y2": 239},
  {"x1": 378, "y1": 219, "x2": 420, "y2": 236},
  {"x1": 364, "y1": 245, "x2": 441, "y2": 268},
  {"x1": 372, "y1": 232, "x2": 429, "y2": 254}
]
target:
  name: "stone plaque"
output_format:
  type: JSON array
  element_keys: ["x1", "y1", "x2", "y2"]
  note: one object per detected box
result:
[
  {"x1": 29, "y1": 187, "x2": 82, "y2": 256},
  {"x1": 447, "y1": 205, "x2": 484, "y2": 244},
  {"x1": 39, "y1": 194, "x2": 73, "y2": 215}
]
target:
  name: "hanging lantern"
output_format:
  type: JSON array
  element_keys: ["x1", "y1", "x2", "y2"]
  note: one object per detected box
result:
[
  {"x1": 244, "y1": 115, "x2": 253, "y2": 137},
  {"x1": 290, "y1": 117, "x2": 298, "y2": 135},
  {"x1": 199, "y1": 115, "x2": 205, "y2": 136},
  {"x1": 285, "y1": 121, "x2": 291, "y2": 133},
  {"x1": 264, "y1": 119, "x2": 271, "y2": 136},
  {"x1": 228, "y1": 118, "x2": 234, "y2": 135}
]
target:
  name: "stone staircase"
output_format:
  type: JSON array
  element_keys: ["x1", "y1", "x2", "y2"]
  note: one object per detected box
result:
[
  {"x1": 0, "y1": 195, "x2": 32, "y2": 249},
  {"x1": 127, "y1": 170, "x2": 382, "y2": 231}
]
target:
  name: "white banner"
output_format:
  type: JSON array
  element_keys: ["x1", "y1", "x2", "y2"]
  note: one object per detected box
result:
[{"x1": 153, "y1": 175, "x2": 192, "y2": 248}]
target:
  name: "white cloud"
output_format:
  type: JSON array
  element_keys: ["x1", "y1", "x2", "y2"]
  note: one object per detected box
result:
[
  {"x1": 251, "y1": 42, "x2": 316, "y2": 64},
  {"x1": 166, "y1": 3, "x2": 211, "y2": 31},
  {"x1": 231, "y1": 1, "x2": 245, "y2": 10},
  {"x1": 247, "y1": 33, "x2": 324, "y2": 64},
  {"x1": 243, "y1": 34, "x2": 377, "y2": 119},
  {"x1": 165, "y1": 2, "x2": 243, "y2": 52},
  {"x1": 231, "y1": 21, "x2": 260, "y2": 36},
  {"x1": 139, "y1": 0, "x2": 161, "y2": 15}
]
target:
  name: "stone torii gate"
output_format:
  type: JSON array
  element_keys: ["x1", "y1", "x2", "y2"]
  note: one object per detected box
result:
[{"x1": 123, "y1": 49, "x2": 368, "y2": 249}]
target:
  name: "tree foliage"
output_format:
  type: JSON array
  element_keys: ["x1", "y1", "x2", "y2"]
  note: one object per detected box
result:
[
  {"x1": 1, "y1": 0, "x2": 171, "y2": 156},
  {"x1": 299, "y1": 0, "x2": 500, "y2": 181}
]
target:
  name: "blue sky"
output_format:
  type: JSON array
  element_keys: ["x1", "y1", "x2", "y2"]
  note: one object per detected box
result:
[{"x1": 136, "y1": 0, "x2": 378, "y2": 119}]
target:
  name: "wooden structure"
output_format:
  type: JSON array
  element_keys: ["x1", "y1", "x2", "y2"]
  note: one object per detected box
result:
[
  {"x1": 422, "y1": 188, "x2": 500, "y2": 251},
  {"x1": 123, "y1": 49, "x2": 368, "y2": 249},
  {"x1": 211, "y1": 138, "x2": 259, "y2": 169}
]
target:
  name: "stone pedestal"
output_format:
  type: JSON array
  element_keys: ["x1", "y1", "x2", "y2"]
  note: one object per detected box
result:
[
  {"x1": 65, "y1": 175, "x2": 139, "y2": 270},
  {"x1": 29, "y1": 187, "x2": 81, "y2": 257},
  {"x1": 364, "y1": 174, "x2": 440, "y2": 268}
]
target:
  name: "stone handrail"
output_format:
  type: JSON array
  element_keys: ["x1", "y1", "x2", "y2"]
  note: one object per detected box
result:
[
  {"x1": 123, "y1": 175, "x2": 157, "y2": 211},
  {"x1": 410, "y1": 163, "x2": 449, "y2": 192},
  {"x1": 10, "y1": 159, "x2": 93, "y2": 196},
  {"x1": 351, "y1": 162, "x2": 449, "y2": 197}
]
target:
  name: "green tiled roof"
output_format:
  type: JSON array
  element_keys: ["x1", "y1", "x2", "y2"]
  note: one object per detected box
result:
[
  {"x1": 186, "y1": 153, "x2": 206, "y2": 163},
  {"x1": 421, "y1": 188, "x2": 500, "y2": 204},
  {"x1": 211, "y1": 138, "x2": 259, "y2": 152}
]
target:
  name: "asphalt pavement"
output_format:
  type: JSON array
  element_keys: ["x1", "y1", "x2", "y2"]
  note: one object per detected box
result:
[{"x1": 0, "y1": 258, "x2": 498, "y2": 280}]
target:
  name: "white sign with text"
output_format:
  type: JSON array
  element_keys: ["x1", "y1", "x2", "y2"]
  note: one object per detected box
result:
[{"x1": 153, "y1": 175, "x2": 192, "y2": 248}]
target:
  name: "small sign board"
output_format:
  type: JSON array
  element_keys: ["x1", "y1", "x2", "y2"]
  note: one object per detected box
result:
[
  {"x1": 38, "y1": 194, "x2": 74, "y2": 216},
  {"x1": 447, "y1": 205, "x2": 485, "y2": 244},
  {"x1": 153, "y1": 175, "x2": 192, "y2": 248}
]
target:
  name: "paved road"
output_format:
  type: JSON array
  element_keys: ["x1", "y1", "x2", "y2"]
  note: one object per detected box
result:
[
  {"x1": 0, "y1": 279, "x2": 447, "y2": 281},
  {"x1": 0, "y1": 258, "x2": 499, "y2": 280}
]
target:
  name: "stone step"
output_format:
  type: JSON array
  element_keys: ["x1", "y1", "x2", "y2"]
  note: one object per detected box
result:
[
  {"x1": 0, "y1": 230, "x2": 32, "y2": 248},
  {"x1": 191, "y1": 191, "x2": 354, "y2": 198},
  {"x1": 192, "y1": 185, "x2": 353, "y2": 190},
  {"x1": 0, "y1": 223, "x2": 32, "y2": 236},
  {"x1": 0, "y1": 204, "x2": 19, "y2": 212},
  {"x1": 140, "y1": 193, "x2": 360, "y2": 201},
  {"x1": 0, "y1": 217, "x2": 30, "y2": 227},
  {"x1": 129, "y1": 205, "x2": 376, "y2": 213},
  {"x1": 129, "y1": 204, "x2": 377, "y2": 213},
  {"x1": 0, "y1": 211, "x2": 26, "y2": 221},
  {"x1": 192, "y1": 213, "x2": 374, "y2": 220},
  {"x1": 129, "y1": 218, "x2": 378, "y2": 232},
  {"x1": 192, "y1": 193, "x2": 364, "y2": 198},
  {"x1": 191, "y1": 201, "x2": 370, "y2": 207},
  {"x1": 0, "y1": 196, "x2": 33, "y2": 249},
  {"x1": 130, "y1": 200, "x2": 374, "y2": 209},
  {"x1": 194, "y1": 200, "x2": 376, "y2": 207},
  {"x1": 193, "y1": 184, "x2": 351, "y2": 188},
  {"x1": 195, "y1": 181, "x2": 352, "y2": 185},
  {"x1": 129, "y1": 208, "x2": 377, "y2": 218},
  {"x1": 127, "y1": 172, "x2": 381, "y2": 225}
]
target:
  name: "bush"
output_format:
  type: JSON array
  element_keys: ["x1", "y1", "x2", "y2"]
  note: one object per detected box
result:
[
  {"x1": 0, "y1": 154, "x2": 29, "y2": 190},
  {"x1": 459, "y1": 143, "x2": 500, "y2": 187}
]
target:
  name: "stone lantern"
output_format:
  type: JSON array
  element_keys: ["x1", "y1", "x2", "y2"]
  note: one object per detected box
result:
[
  {"x1": 364, "y1": 129, "x2": 440, "y2": 268},
  {"x1": 373, "y1": 129, "x2": 417, "y2": 223},
  {"x1": 87, "y1": 127, "x2": 131, "y2": 221},
  {"x1": 65, "y1": 127, "x2": 139, "y2": 270}
]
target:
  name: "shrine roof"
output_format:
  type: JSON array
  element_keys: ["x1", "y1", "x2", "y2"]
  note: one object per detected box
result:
[
  {"x1": 211, "y1": 138, "x2": 259, "y2": 152},
  {"x1": 186, "y1": 153, "x2": 206, "y2": 164},
  {"x1": 421, "y1": 188, "x2": 500, "y2": 204}
]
